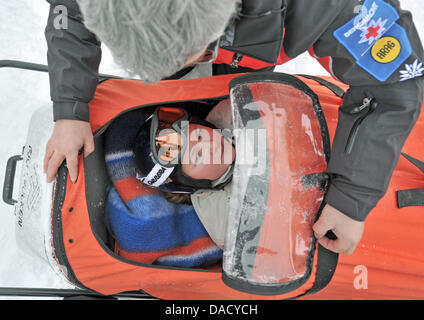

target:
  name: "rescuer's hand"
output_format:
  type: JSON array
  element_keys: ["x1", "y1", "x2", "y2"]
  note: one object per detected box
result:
[
  {"x1": 312, "y1": 204, "x2": 365, "y2": 255},
  {"x1": 44, "y1": 120, "x2": 95, "y2": 184}
]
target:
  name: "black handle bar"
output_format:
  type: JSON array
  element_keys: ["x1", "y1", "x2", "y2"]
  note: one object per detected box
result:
[{"x1": 0, "y1": 59, "x2": 122, "y2": 79}]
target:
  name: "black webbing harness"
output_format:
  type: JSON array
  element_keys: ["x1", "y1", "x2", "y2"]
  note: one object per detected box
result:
[
  {"x1": 397, "y1": 153, "x2": 424, "y2": 208},
  {"x1": 295, "y1": 75, "x2": 343, "y2": 298}
]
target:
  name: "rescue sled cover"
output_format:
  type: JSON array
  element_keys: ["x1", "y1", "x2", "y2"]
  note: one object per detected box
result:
[{"x1": 223, "y1": 73, "x2": 332, "y2": 295}]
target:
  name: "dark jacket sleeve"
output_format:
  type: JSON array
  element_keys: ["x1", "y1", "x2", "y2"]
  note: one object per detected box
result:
[
  {"x1": 309, "y1": 0, "x2": 424, "y2": 221},
  {"x1": 325, "y1": 79, "x2": 423, "y2": 221},
  {"x1": 45, "y1": 0, "x2": 102, "y2": 122}
]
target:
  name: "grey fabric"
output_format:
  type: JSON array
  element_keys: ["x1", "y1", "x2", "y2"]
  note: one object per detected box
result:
[
  {"x1": 191, "y1": 186, "x2": 231, "y2": 249},
  {"x1": 325, "y1": 78, "x2": 424, "y2": 221},
  {"x1": 45, "y1": 0, "x2": 101, "y2": 122},
  {"x1": 283, "y1": 0, "x2": 349, "y2": 59}
]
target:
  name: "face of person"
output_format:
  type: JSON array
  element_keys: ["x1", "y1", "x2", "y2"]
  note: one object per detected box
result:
[
  {"x1": 183, "y1": 46, "x2": 208, "y2": 67},
  {"x1": 181, "y1": 124, "x2": 235, "y2": 181}
]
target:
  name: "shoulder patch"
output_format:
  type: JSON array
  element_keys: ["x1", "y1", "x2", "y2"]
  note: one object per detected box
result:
[{"x1": 334, "y1": 0, "x2": 412, "y2": 82}]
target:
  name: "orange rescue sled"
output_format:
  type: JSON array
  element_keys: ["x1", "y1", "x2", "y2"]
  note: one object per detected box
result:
[{"x1": 5, "y1": 71, "x2": 424, "y2": 300}]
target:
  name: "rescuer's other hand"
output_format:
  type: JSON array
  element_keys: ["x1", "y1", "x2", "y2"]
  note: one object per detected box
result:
[{"x1": 313, "y1": 204, "x2": 365, "y2": 255}]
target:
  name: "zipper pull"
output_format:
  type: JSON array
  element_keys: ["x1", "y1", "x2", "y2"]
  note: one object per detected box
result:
[
  {"x1": 231, "y1": 53, "x2": 243, "y2": 68},
  {"x1": 343, "y1": 97, "x2": 378, "y2": 115},
  {"x1": 368, "y1": 98, "x2": 378, "y2": 114},
  {"x1": 349, "y1": 98, "x2": 372, "y2": 114},
  {"x1": 344, "y1": 97, "x2": 378, "y2": 154}
]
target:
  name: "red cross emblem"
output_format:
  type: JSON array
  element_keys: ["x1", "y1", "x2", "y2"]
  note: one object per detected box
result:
[{"x1": 366, "y1": 25, "x2": 381, "y2": 39}]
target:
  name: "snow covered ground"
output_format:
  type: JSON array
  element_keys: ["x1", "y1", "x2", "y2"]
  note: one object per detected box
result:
[{"x1": 0, "y1": 1, "x2": 423, "y2": 296}]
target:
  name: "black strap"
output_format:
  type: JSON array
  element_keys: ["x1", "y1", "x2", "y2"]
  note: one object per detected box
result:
[
  {"x1": 298, "y1": 74, "x2": 345, "y2": 98},
  {"x1": 304, "y1": 244, "x2": 339, "y2": 296},
  {"x1": 281, "y1": 75, "x2": 341, "y2": 298},
  {"x1": 295, "y1": 75, "x2": 343, "y2": 296},
  {"x1": 397, "y1": 153, "x2": 424, "y2": 208},
  {"x1": 292, "y1": 199, "x2": 339, "y2": 299},
  {"x1": 401, "y1": 152, "x2": 424, "y2": 174},
  {"x1": 398, "y1": 189, "x2": 424, "y2": 208},
  {"x1": 162, "y1": 66, "x2": 196, "y2": 80}
]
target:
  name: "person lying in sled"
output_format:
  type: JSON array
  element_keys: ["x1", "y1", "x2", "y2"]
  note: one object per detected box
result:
[
  {"x1": 44, "y1": 0, "x2": 424, "y2": 255},
  {"x1": 104, "y1": 100, "x2": 235, "y2": 267}
]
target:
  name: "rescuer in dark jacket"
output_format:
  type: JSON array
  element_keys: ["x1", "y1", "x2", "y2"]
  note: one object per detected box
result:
[{"x1": 44, "y1": 0, "x2": 424, "y2": 255}]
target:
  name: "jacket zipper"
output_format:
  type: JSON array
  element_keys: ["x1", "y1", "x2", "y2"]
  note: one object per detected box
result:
[
  {"x1": 344, "y1": 98, "x2": 378, "y2": 154},
  {"x1": 231, "y1": 53, "x2": 243, "y2": 68}
]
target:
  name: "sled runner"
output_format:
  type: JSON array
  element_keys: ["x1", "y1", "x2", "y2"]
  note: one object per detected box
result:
[{"x1": 3, "y1": 60, "x2": 424, "y2": 300}]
